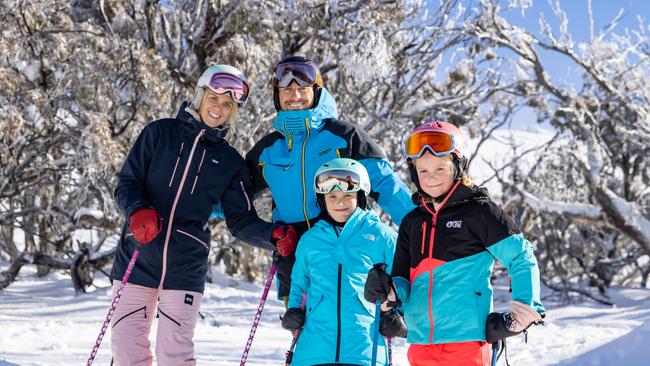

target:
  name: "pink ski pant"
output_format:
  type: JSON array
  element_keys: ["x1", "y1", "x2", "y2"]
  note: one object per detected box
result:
[{"x1": 110, "y1": 283, "x2": 202, "y2": 366}]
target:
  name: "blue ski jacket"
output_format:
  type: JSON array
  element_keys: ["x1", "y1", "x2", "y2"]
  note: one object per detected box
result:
[
  {"x1": 245, "y1": 88, "x2": 413, "y2": 228},
  {"x1": 246, "y1": 87, "x2": 413, "y2": 297},
  {"x1": 391, "y1": 183, "x2": 545, "y2": 344},
  {"x1": 288, "y1": 208, "x2": 397, "y2": 366},
  {"x1": 111, "y1": 102, "x2": 277, "y2": 293}
]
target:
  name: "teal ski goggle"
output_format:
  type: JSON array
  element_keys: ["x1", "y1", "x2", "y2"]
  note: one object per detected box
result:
[{"x1": 315, "y1": 169, "x2": 362, "y2": 194}]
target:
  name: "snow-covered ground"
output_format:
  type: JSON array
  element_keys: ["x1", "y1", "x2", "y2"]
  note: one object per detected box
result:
[{"x1": 1, "y1": 266, "x2": 649, "y2": 366}]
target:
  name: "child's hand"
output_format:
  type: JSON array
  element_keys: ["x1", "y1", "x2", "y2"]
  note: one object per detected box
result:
[
  {"x1": 364, "y1": 263, "x2": 393, "y2": 303},
  {"x1": 485, "y1": 301, "x2": 543, "y2": 343},
  {"x1": 281, "y1": 307, "x2": 305, "y2": 331},
  {"x1": 380, "y1": 308, "x2": 408, "y2": 338},
  {"x1": 508, "y1": 301, "x2": 543, "y2": 332},
  {"x1": 380, "y1": 289, "x2": 397, "y2": 312}
]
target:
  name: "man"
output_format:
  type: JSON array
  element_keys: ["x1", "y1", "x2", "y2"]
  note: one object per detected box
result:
[{"x1": 246, "y1": 56, "x2": 414, "y2": 301}]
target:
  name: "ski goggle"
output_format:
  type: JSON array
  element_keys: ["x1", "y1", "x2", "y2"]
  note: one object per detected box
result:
[
  {"x1": 315, "y1": 169, "x2": 362, "y2": 194},
  {"x1": 403, "y1": 130, "x2": 456, "y2": 159},
  {"x1": 208, "y1": 73, "x2": 250, "y2": 104},
  {"x1": 272, "y1": 62, "x2": 322, "y2": 88}
]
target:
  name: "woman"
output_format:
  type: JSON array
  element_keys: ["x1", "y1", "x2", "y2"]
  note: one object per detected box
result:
[{"x1": 109, "y1": 65, "x2": 296, "y2": 365}]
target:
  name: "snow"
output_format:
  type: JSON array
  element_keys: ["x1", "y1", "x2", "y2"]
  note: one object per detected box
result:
[{"x1": 1, "y1": 267, "x2": 650, "y2": 365}]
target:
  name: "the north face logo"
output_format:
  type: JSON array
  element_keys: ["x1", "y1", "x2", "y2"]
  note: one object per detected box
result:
[
  {"x1": 446, "y1": 220, "x2": 462, "y2": 229},
  {"x1": 363, "y1": 233, "x2": 376, "y2": 241}
]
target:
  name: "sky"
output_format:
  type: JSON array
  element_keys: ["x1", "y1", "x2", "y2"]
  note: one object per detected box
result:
[
  {"x1": 504, "y1": 0, "x2": 649, "y2": 129},
  {"x1": 432, "y1": 0, "x2": 650, "y2": 130}
]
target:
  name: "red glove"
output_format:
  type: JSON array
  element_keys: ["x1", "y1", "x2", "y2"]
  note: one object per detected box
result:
[
  {"x1": 129, "y1": 208, "x2": 162, "y2": 244},
  {"x1": 272, "y1": 225, "x2": 297, "y2": 257}
]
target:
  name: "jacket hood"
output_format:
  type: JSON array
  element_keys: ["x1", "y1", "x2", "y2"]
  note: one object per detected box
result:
[{"x1": 273, "y1": 87, "x2": 339, "y2": 137}]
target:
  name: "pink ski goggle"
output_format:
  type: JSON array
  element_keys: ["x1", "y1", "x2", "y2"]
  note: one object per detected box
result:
[{"x1": 208, "y1": 73, "x2": 250, "y2": 104}]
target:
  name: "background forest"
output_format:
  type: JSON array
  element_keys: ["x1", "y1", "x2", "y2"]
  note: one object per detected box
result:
[{"x1": 1, "y1": 0, "x2": 649, "y2": 308}]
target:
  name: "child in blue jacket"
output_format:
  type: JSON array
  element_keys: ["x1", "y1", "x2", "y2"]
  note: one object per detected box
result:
[{"x1": 281, "y1": 158, "x2": 399, "y2": 366}]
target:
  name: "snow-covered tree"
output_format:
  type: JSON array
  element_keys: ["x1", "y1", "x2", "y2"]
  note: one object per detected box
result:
[{"x1": 461, "y1": 0, "x2": 650, "y2": 301}]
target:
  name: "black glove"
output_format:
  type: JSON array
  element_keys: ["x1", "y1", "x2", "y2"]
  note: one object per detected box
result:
[
  {"x1": 364, "y1": 263, "x2": 394, "y2": 303},
  {"x1": 281, "y1": 308, "x2": 305, "y2": 331},
  {"x1": 379, "y1": 309, "x2": 407, "y2": 338},
  {"x1": 485, "y1": 312, "x2": 521, "y2": 343}
]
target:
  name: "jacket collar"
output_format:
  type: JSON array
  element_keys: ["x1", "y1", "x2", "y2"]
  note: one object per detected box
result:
[
  {"x1": 273, "y1": 87, "x2": 339, "y2": 137},
  {"x1": 316, "y1": 207, "x2": 377, "y2": 241},
  {"x1": 413, "y1": 183, "x2": 487, "y2": 215}
]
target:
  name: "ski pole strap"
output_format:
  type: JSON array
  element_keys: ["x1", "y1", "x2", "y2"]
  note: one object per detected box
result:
[
  {"x1": 240, "y1": 257, "x2": 278, "y2": 366},
  {"x1": 387, "y1": 337, "x2": 393, "y2": 366},
  {"x1": 86, "y1": 247, "x2": 140, "y2": 365}
]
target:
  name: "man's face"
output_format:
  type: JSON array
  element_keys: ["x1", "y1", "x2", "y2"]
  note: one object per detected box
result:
[{"x1": 278, "y1": 81, "x2": 314, "y2": 110}]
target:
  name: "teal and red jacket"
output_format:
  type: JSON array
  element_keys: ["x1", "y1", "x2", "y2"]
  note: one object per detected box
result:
[{"x1": 392, "y1": 182, "x2": 545, "y2": 344}]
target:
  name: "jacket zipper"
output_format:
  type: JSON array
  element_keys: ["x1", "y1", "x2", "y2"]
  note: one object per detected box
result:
[
  {"x1": 420, "y1": 180, "x2": 462, "y2": 343},
  {"x1": 335, "y1": 263, "x2": 342, "y2": 362},
  {"x1": 421, "y1": 221, "x2": 427, "y2": 255},
  {"x1": 240, "y1": 181, "x2": 252, "y2": 211},
  {"x1": 190, "y1": 149, "x2": 206, "y2": 195},
  {"x1": 168, "y1": 142, "x2": 185, "y2": 187},
  {"x1": 301, "y1": 118, "x2": 311, "y2": 229},
  {"x1": 159, "y1": 129, "x2": 206, "y2": 290}
]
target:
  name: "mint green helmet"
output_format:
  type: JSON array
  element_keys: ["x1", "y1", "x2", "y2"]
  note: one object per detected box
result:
[{"x1": 314, "y1": 158, "x2": 371, "y2": 196}]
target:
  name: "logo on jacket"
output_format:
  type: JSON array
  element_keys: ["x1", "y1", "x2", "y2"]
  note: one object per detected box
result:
[
  {"x1": 184, "y1": 294, "x2": 194, "y2": 305},
  {"x1": 363, "y1": 233, "x2": 376, "y2": 241},
  {"x1": 446, "y1": 220, "x2": 462, "y2": 229},
  {"x1": 318, "y1": 148, "x2": 332, "y2": 156}
]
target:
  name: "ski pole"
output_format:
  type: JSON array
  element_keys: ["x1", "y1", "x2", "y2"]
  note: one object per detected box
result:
[
  {"x1": 87, "y1": 236, "x2": 141, "y2": 366},
  {"x1": 284, "y1": 293, "x2": 306, "y2": 365},
  {"x1": 371, "y1": 263, "x2": 387, "y2": 366},
  {"x1": 284, "y1": 329, "x2": 300, "y2": 366},
  {"x1": 371, "y1": 300, "x2": 381, "y2": 365},
  {"x1": 491, "y1": 342, "x2": 499, "y2": 366},
  {"x1": 240, "y1": 252, "x2": 280, "y2": 366},
  {"x1": 387, "y1": 336, "x2": 392, "y2": 366}
]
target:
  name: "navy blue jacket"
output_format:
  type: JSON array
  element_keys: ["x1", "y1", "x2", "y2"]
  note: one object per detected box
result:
[{"x1": 110, "y1": 102, "x2": 277, "y2": 293}]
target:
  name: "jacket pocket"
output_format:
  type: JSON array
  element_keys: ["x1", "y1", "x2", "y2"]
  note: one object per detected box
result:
[
  {"x1": 306, "y1": 291, "x2": 325, "y2": 315},
  {"x1": 176, "y1": 229, "x2": 210, "y2": 253}
]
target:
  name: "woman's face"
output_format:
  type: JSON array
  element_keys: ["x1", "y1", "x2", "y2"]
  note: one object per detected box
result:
[
  {"x1": 278, "y1": 81, "x2": 314, "y2": 110},
  {"x1": 414, "y1": 152, "x2": 455, "y2": 198},
  {"x1": 324, "y1": 190, "x2": 358, "y2": 224},
  {"x1": 199, "y1": 90, "x2": 235, "y2": 128}
]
